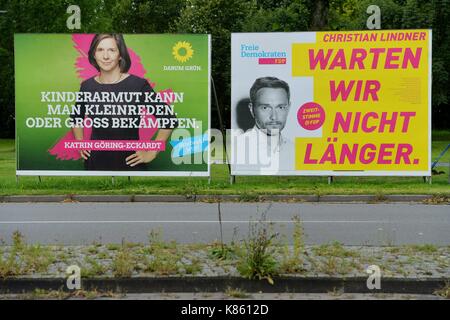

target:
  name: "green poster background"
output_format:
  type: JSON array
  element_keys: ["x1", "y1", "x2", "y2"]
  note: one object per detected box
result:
[{"x1": 15, "y1": 34, "x2": 210, "y2": 175}]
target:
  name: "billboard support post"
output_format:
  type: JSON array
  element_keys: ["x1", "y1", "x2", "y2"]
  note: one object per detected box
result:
[
  {"x1": 423, "y1": 176, "x2": 432, "y2": 184},
  {"x1": 328, "y1": 176, "x2": 333, "y2": 185},
  {"x1": 211, "y1": 77, "x2": 230, "y2": 174},
  {"x1": 111, "y1": 176, "x2": 115, "y2": 185}
]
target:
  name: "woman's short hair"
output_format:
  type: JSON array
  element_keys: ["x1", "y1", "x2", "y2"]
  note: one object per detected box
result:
[{"x1": 88, "y1": 34, "x2": 131, "y2": 73}]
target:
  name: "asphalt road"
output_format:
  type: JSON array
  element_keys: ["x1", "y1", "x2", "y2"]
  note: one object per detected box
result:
[{"x1": 0, "y1": 202, "x2": 448, "y2": 245}]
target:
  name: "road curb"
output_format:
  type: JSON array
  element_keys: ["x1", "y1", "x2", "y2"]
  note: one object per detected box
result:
[
  {"x1": 319, "y1": 195, "x2": 374, "y2": 202},
  {"x1": 384, "y1": 195, "x2": 434, "y2": 202},
  {"x1": 134, "y1": 195, "x2": 195, "y2": 202},
  {"x1": 71, "y1": 195, "x2": 134, "y2": 202},
  {"x1": 0, "y1": 276, "x2": 446, "y2": 295},
  {"x1": 0, "y1": 194, "x2": 447, "y2": 203},
  {"x1": 0, "y1": 195, "x2": 68, "y2": 203}
]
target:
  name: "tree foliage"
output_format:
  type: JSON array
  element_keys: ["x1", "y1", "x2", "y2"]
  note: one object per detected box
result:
[
  {"x1": 0, "y1": 0, "x2": 448, "y2": 138},
  {"x1": 173, "y1": 0, "x2": 255, "y2": 125},
  {"x1": 110, "y1": 0, "x2": 184, "y2": 33}
]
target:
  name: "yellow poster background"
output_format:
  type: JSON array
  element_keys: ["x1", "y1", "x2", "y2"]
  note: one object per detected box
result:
[{"x1": 292, "y1": 30, "x2": 430, "y2": 172}]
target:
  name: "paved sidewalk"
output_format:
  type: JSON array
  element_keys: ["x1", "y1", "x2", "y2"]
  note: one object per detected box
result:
[{"x1": 0, "y1": 243, "x2": 448, "y2": 295}]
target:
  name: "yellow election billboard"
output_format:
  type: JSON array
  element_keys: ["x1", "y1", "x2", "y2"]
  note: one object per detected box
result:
[{"x1": 231, "y1": 30, "x2": 431, "y2": 176}]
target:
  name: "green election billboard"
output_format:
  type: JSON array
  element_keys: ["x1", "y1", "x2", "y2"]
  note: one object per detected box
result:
[{"x1": 15, "y1": 33, "x2": 211, "y2": 176}]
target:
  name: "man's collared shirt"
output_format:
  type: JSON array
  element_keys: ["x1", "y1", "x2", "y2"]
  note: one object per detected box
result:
[{"x1": 233, "y1": 126, "x2": 295, "y2": 174}]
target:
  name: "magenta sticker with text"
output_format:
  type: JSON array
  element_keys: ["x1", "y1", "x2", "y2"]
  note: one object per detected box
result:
[{"x1": 297, "y1": 102, "x2": 325, "y2": 130}]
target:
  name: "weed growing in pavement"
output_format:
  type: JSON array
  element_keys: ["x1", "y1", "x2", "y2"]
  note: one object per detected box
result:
[
  {"x1": 96, "y1": 251, "x2": 110, "y2": 260},
  {"x1": 404, "y1": 244, "x2": 438, "y2": 255},
  {"x1": 26, "y1": 288, "x2": 119, "y2": 300},
  {"x1": 422, "y1": 194, "x2": 449, "y2": 205},
  {"x1": 182, "y1": 257, "x2": 202, "y2": 275},
  {"x1": 209, "y1": 227, "x2": 242, "y2": 262},
  {"x1": 0, "y1": 231, "x2": 54, "y2": 278},
  {"x1": 106, "y1": 244, "x2": 121, "y2": 251},
  {"x1": 309, "y1": 241, "x2": 361, "y2": 275},
  {"x1": 236, "y1": 208, "x2": 279, "y2": 284},
  {"x1": 145, "y1": 249, "x2": 180, "y2": 275},
  {"x1": 225, "y1": 287, "x2": 251, "y2": 299},
  {"x1": 111, "y1": 244, "x2": 136, "y2": 278},
  {"x1": 239, "y1": 193, "x2": 260, "y2": 202},
  {"x1": 0, "y1": 246, "x2": 20, "y2": 277},
  {"x1": 209, "y1": 243, "x2": 238, "y2": 261},
  {"x1": 81, "y1": 256, "x2": 108, "y2": 278},
  {"x1": 374, "y1": 192, "x2": 388, "y2": 202},
  {"x1": 148, "y1": 228, "x2": 177, "y2": 251},
  {"x1": 86, "y1": 246, "x2": 99, "y2": 255},
  {"x1": 312, "y1": 241, "x2": 360, "y2": 258},
  {"x1": 279, "y1": 215, "x2": 306, "y2": 273},
  {"x1": 317, "y1": 256, "x2": 353, "y2": 275},
  {"x1": 327, "y1": 287, "x2": 344, "y2": 297},
  {"x1": 434, "y1": 281, "x2": 450, "y2": 299},
  {"x1": 22, "y1": 244, "x2": 55, "y2": 273},
  {"x1": 145, "y1": 228, "x2": 199, "y2": 275}
]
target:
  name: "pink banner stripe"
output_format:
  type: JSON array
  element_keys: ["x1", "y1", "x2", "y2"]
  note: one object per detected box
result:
[
  {"x1": 63, "y1": 140, "x2": 166, "y2": 151},
  {"x1": 258, "y1": 58, "x2": 287, "y2": 64}
]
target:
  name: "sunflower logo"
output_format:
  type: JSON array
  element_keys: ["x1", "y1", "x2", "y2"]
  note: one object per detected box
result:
[{"x1": 172, "y1": 41, "x2": 194, "y2": 63}]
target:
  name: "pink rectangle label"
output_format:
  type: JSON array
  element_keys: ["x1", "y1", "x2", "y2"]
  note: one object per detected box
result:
[
  {"x1": 258, "y1": 58, "x2": 287, "y2": 65},
  {"x1": 63, "y1": 140, "x2": 166, "y2": 151}
]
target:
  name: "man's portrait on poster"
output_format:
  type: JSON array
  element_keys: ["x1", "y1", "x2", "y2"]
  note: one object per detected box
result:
[{"x1": 235, "y1": 76, "x2": 295, "y2": 172}]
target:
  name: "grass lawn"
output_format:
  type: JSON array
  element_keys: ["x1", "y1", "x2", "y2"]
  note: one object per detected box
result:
[{"x1": 0, "y1": 132, "x2": 449, "y2": 196}]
